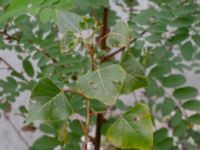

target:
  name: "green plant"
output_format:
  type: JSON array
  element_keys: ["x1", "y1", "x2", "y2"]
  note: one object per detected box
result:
[{"x1": 0, "y1": 0, "x2": 200, "y2": 150}]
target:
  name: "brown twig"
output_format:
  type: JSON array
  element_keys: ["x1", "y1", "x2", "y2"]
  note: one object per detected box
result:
[
  {"x1": 0, "y1": 21, "x2": 21, "y2": 42},
  {"x1": 64, "y1": 88, "x2": 92, "y2": 150},
  {"x1": 94, "y1": 7, "x2": 110, "y2": 150},
  {"x1": 84, "y1": 98, "x2": 91, "y2": 150},
  {"x1": 100, "y1": 7, "x2": 109, "y2": 50},
  {"x1": 94, "y1": 114, "x2": 103, "y2": 150},
  {"x1": 89, "y1": 45, "x2": 95, "y2": 71}
]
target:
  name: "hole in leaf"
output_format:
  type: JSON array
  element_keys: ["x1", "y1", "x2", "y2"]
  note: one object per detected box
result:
[{"x1": 134, "y1": 115, "x2": 140, "y2": 122}]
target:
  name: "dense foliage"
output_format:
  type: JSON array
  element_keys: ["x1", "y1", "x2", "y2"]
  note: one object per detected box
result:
[{"x1": 0, "y1": 0, "x2": 200, "y2": 150}]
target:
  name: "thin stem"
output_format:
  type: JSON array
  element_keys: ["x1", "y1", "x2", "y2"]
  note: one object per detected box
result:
[
  {"x1": 94, "y1": 114, "x2": 102, "y2": 150},
  {"x1": 89, "y1": 45, "x2": 95, "y2": 70},
  {"x1": 0, "y1": 57, "x2": 29, "y2": 83},
  {"x1": 84, "y1": 98, "x2": 91, "y2": 150}
]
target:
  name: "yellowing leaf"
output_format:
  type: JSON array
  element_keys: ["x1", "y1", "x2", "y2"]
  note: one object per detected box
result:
[{"x1": 107, "y1": 103, "x2": 153, "y2": 150}]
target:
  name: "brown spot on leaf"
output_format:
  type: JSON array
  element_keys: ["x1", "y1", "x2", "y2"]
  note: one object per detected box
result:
[{"x1": 134, "y1": 115, "x2": 140, "y2": 122}]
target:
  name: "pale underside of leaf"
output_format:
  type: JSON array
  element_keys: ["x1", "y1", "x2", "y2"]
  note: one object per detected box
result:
[{"x1": 56, "y1": 10, "x2": 82, "y2": 34}]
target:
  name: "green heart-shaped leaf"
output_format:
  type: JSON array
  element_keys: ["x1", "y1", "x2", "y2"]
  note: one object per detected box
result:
[
  {"x1": 27, "y1": 78, "x2": 73, "y2": 124},
  {"x1": 76, "y1": 64, "x2": 126, "y2": 105},
  {"x1": 107, "y1": 103, "x2": 153, "y2": 150},
  {"x1": 56, "y1": 10, "x2": 82, "y2": 34}
]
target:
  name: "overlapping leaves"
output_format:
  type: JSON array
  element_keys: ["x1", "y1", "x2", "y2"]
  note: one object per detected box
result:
[
  {"x1": 120, "y1": 51, "x2": 148, "y2": 94},
  {"x1": 27, "y1": 78, "x2": 73, "y2": 124}
]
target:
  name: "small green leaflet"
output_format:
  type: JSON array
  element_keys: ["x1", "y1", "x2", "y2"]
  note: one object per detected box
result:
[
  {"x1": 173, "y1": 121, "x2": 186, "y2": 137},
  {"x1": 120, "y1": 51, "x2": 147, "y2": 94},
  {"x1": 23, "y1": 59, "x2": 34, "y2": 77},
  {"x1": 27, "y1": 78, "x2": 73, "y2": 124},
  {"x1": 161, "y1": 98, "x2": 175, "y2": 116},
  {"x1": 170, "y1": 109, "x2": 182, "y2": 127},
  {"x1": 170, "y1": 17, "x2": 194, "y2": 28},
  {"x1": 161, "y1": 74, "x2": 186, "y2": 87},
  {"x1": 107, "y1": 21, "x2": 133, "y2": 48},
  {"x1": 181, "y1": 41, "x2": 194, "y2": 61},
  {"x1": 188, "y1": 114, "x2": 200, "y2": 125},
  {"x1": 173, "y1": 86, "x2": 198, "y2": 100},
  {"x1": 76, "y1": 64, "x2": 126, "y2": 105},
  {"x1": 154, "y1": 128, "x2": 168, "y2": 144},
  {"x1": 175, "y1": 4, "x2": 198, "y2": 16},
  {"x1": 107, "y1": 103, "x2": 153, "y2": 150},
  {"x1": 182, "y1": 100, "x2": 200, "y2": 111}
]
